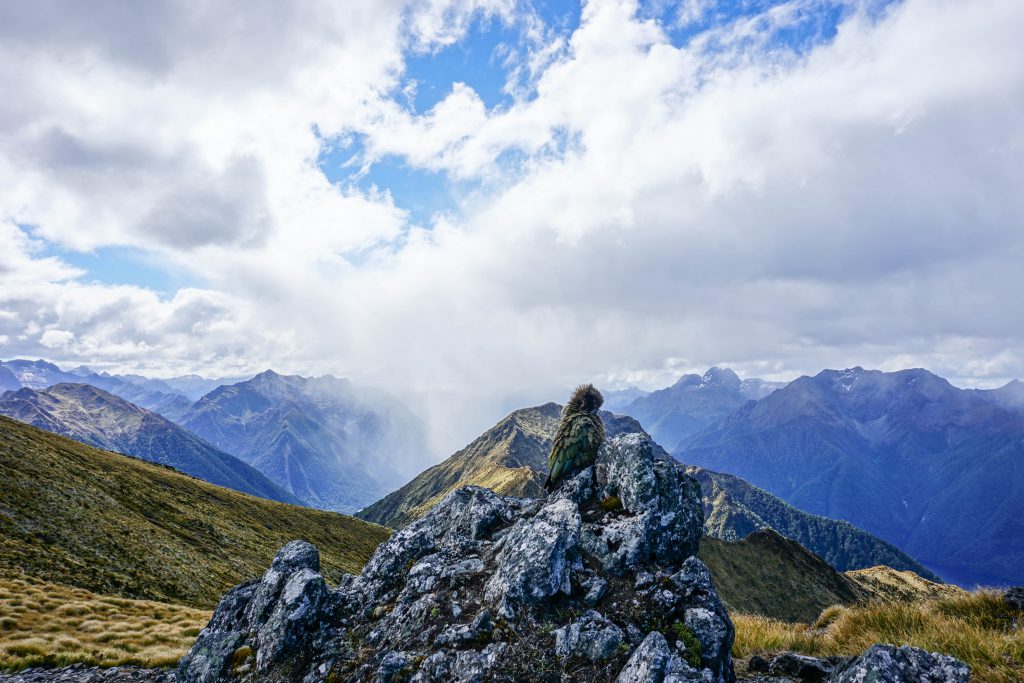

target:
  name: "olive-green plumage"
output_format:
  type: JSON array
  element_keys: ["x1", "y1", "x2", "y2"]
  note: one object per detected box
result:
[{"x1": 544, "y1": 384, "x2": 605, "y2": 492}]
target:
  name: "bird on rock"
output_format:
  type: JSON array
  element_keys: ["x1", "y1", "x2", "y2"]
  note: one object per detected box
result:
[{"x1": 544, "y1": 384, "x2": 605, "y2": 492}]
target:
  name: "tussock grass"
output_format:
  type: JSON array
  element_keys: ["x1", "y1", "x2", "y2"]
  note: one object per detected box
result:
[
  {"x1": 733, "y1": 590, "x2": 1024, "y2": 683},
  {"x1": 0, "y1": 576, "x2": 209, "y2": 671}
]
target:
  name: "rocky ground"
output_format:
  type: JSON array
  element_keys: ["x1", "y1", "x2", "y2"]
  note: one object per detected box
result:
[
  {"x1": 174, "y1": 432, "x2": 971, "y2": 682},
  {"x1": 0, "y1": 664, "x2": 173, "y2": 682}
]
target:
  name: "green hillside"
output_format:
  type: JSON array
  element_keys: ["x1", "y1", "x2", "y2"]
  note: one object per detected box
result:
[
  {"x1": 700, "y1": 530, "x2": 867, "y2": 623},
  {"x1": 0, "y1": 415, "x2": 390, "y2": 608}
]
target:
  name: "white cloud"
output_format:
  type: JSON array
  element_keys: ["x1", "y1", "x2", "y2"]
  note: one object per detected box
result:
[{"x1": 1, "y1": 0, "x2": 1023, "y2": 454}]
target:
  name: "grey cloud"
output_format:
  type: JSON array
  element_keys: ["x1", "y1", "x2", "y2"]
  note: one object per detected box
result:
[{"x1": 139, "y1": 156, "x2": 273, "y2": 250}]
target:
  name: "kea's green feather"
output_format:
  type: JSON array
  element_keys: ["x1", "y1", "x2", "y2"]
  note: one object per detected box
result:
[{"x1": 546, "y1": 410, "x2": 604, "y2": 490}]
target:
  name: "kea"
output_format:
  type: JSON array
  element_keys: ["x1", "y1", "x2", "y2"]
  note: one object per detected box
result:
[{"x1": 544, "y1": 384, "x2": 605, "y2": 492}]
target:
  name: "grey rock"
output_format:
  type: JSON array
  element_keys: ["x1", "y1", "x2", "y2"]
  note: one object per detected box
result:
[
  {"x1": 254, "y1": 568, "x2": 328, "y2": 670},
  {"x1": 1005, "y1": 586, "x2": 1024, "y2": 612},
  {"x1": 434, "y1": 610, "x2": 491, "y2": 647},
  {"x1": 0, "y1": 667, "x2": 174, "y2": 682},
  {"x1": 484, "y1": 497, "x2": 581, "y2": 617},
  {"x1": 747, "y1": 654, "x2": 770, "y2": 673},
  {"x1": 357, "y1": 486, "x2": 520, "y2": 600},
  {"x1": 245, "y1": 540, "x2": 320, "y2": 627},
  {"x1": 617, "y1": 631, "x2": 705, "y2": 682},
  {"x1": 409, "y1": 644, "x2": 508, "y2": 683},
  {"x1": 176, "y1": 582, "x2": 256, "y2": 683},
  {"x1": 554, "y1": 610, "x2": 625, "y2": 662},
  {"x1": 672, "y1": 557, "x2": 735, "y2": 680},
  {"x1": 585, "y1": 576, "x2": 609, "y2": 606},
  {"x1": 829, "y1": 644, "x2": 969, "y2": 682},
  {"x1": 374, "y1": 651, "x2": 411, "y2": 682},
  {"x1": 581, "y1": 434, "x2": 704, "y2": 575},
  {"x1": 768, "y1": 652, "x2": 832, "y2": 682}
]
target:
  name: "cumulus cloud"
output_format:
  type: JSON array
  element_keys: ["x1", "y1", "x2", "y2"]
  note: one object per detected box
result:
[{"x1": 1, "y1": 0, "x2": 1023, "y2": 454}]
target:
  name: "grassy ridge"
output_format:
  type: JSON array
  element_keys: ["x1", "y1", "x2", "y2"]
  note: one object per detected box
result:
[
  {"x1": 0, "y1": 415, "x2": 390, "y2": 608},
  {"x1": 699, "y1": 531, "x2": 867, "y2": 623},
  {"x1": 732, "y1": 591, "x2": 1024, "y2": 683},
  {"x1": 0, "y1": 576, "x2": 208, "y2": 671}
]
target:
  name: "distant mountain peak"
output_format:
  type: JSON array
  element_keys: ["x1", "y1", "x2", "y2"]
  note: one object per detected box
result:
[
  {"x1": 254, "y1": 369, "x2": 283, "y2": 380},
  {"x1": 624, "y1": 367, "x2": 780, "y2": 450},
  {"x1": 670, "y1": 373, "x2": 703, "y2": 389},
  {"x1": 179, "y1": 371, "x2": 430, "y2": 512},
  {"x1": 701, "y1": 367, "x2": 741, "y2": 390}
]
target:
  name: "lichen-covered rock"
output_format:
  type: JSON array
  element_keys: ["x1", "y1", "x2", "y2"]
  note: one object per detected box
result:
[
  {"x1": 484, "y1": 497, "x2": 581, "y2": 617},
  {"x1": 177, "y1": 433, "x2": 733, "y2": 683},
  {"x1": 672, "y1": 557, "x2": 735, "y2": 680},
  {"x1": 828, "y1": 644, "x2": 969, "y2": 683},
  {"x1": 555, "y1": 610, "x2": 625, "y2": 662},
  {"x1": 581, "y1": 434, "x2": 704, "y2": 575},
  {"x1": 254, "y1": 568, "x2": 329, "y2": 670},
  {"x1": 615, "y1": 631, "x2": 704, "y2": 682},
  {"x1": 177, "y1": 582, "x2": 256, "y2": 683},
  {"x1": 178, "y1": 542, "x2": 339, "y2": 683}
]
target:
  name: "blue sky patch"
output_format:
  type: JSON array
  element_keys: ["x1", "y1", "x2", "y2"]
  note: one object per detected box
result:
[
  {"x1": 39, "y1": 239, "x2": 195, "y2": 295},
  {"x1": 317, "y1": 134, "x2": 461, "y2": 227}
]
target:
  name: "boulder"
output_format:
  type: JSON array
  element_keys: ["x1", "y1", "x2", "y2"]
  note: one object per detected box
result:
[
  {"x1": 829, "y1": 644, "x2": 969, "y2": 683},
  {"x1": 768, "y1": 652, "x2": 832, "y2": 682}
]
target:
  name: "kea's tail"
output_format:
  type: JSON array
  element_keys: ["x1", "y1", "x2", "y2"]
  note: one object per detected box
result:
[{"x1": 543, "y1": 475, "x2": 553, "y2": 493}]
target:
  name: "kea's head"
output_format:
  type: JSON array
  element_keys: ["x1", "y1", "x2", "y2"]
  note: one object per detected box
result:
[{"x1": 566, "y1": 383, "x2": 604, "y2": 415}]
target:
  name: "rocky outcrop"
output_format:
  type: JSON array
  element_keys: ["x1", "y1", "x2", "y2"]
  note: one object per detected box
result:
[
  {"x1": 177, "y1": 433, "x2": 734, "y2": 682},
  {"x1": 744, "y1": 645, "x2": 969, "y2": 683},
  {"x1": 829, "y1": 644, "x2": 969, "y2": 682}
]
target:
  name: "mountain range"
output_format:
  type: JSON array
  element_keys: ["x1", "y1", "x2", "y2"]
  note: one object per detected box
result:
[
  {"x1": 0, "y1": 383, "x2": 298, "y2": 505},
  {"x1": 0, "y1": 359, "x2": 197, "y2": 421},
  {"x1": 0, "y1": 360, "x2": 433, "y2": 514},
  {"x1": 6, "y1": 356, "x2": 1020, "y2": 586},
  {"x1": 178, "y1": 370, "x2": 431, "y2": 512},
  {"x1": 675, "y1": 367, "x2": 1024, "y2": 584},
  {"x1": 356, "y1": 401, "x2": 935, "y2": 579}
]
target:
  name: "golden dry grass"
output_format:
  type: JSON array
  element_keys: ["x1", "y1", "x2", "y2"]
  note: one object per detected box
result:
[
  {"x1": 732, "y1": 590, "x2": 1024, "y2": 683},
  {"x1": 0, "y1": 575, "x2": 209, "y2": 671}
]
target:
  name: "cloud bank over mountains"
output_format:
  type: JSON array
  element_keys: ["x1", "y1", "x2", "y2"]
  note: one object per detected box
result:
[{"x1": 1, "y1": 0, "x2": 1022, "y2": 451}]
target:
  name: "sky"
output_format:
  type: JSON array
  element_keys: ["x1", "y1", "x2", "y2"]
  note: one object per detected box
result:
[{"x1": 1, "y1": 0, "x2": 1023, "y2": 453}]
